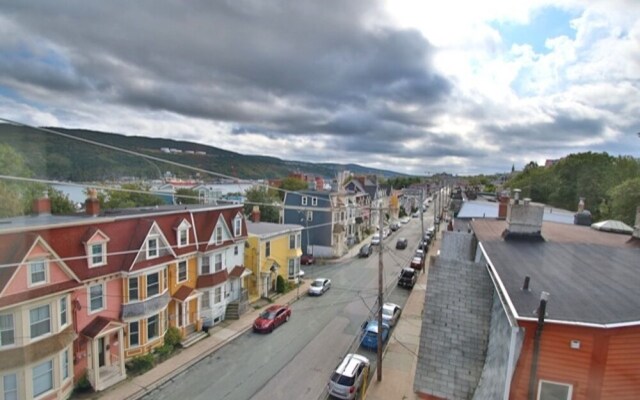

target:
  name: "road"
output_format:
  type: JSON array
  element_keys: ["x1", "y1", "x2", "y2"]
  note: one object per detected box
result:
[{"x1": 143, "y1": 209, "x2": 433, "y2": 400}]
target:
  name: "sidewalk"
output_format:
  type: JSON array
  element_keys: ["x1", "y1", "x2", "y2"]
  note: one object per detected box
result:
[
  {"x1": 365, "y1": 224, "x2": 443, "y2": 400},
  {"x1": 96, "y1": 280, "x2": 310, "y2": 400}
]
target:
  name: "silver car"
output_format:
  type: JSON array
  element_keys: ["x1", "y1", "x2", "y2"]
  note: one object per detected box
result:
[
  {"x1": 327, "y1": 353, "x2": 370, "y2": 399},
  {"x1": 382, "y1": 302, "x2": 402, "y2": 327},
  {"x1": 308, "y1": 278, "x2": 331, "y2": 296}
]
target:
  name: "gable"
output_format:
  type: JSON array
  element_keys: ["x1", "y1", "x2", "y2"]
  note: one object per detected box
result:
[
  {"x1": 82, "y1": 228, "x2": 110, "y2": 245},
  {"x1": 209, "y1": 214, "x2": 232, "y2": 245},
  {"x1": 1, "y1": 236, "x2": 80, "y2": 298},
  {"x1": 130, "y1": 221, "x2": 177, "y2": 270}
]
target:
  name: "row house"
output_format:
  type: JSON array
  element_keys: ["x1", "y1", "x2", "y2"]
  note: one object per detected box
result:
[
  {"x1": 245, "y1": 214, "x2": 303, "y2": 302},
  {"x1": 0, "y1": 194, "x2": 247, "y2": 397}
]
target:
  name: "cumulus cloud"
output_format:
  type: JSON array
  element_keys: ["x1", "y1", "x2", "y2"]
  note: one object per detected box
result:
[{"x1": 0, "y1": 0, "x2": 638, "y2": 175}]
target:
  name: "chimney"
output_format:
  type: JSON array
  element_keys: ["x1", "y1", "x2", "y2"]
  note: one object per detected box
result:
[
  {"x1": 85, "y1": 188, "x2": 100, "y2": 216},
  {"x1": 513, "y1": 189, "x2": 521, "y2": 204},
  {"x1": 32, "y1": 192, "x2": 51, "y2": 215},
  {"x1": 633, "y1": 206, "x2": 640, "y2": 239},
  {"x1": 498, "y1": 194, "x2": 510, "y2": 220},
  {"x1": 251, "y1": 205, "x2": 261, "y2": 223},
  {"x1": 577, "y1": 197, "x2": 585, "y2": 213},
  {"x1": 503, "y1": 189, "x2": 544, "y2": 240}
]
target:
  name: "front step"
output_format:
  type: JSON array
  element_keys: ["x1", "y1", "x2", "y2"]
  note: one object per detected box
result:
[
  {"x1": 225, "y1": 302, "x2": 240, "y2": 320},
  {"x1": 181, "y1": 331, "x2": 207, "y2": 348}
]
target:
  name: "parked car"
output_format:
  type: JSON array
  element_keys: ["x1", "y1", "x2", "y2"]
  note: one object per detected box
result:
[
  {"x1": 359, "y1": 243, "x2": 373, "y2": 257},
  {"x1": 418, "y1": 239, "x2": 429, "y2": 251},
  {"x1": 360, "y1": 320, "x2": 390, "y2": 350},
  {"x1": 382, "y1": 303, "x2": 402, "y2": 327},
  {"x1": 410, "y1": 256, "x2": 423, "y2": 270},
  {"x1": 301, "y1": 254, "x2": 315, "y2": 265},
  {"x1": 415, "y1": 248, "x2": 425, "y2": 260},
  {"x1": 371, "y1": 233, "x2": 381, "y2": 245},
  {"x1": 412, "y1": 211, "x2": 420, "y2": 218},
  {"x1": 382, "y1": 228, "x2": 390, "y2": 238},
  {"x1": 398, "y1": 267, "x2": 417, "y2": 289},
  {"x1": 327, "y1": 353, "x2": 370, "y2": 400},
  {"x1": 400, "y1": 216, "x2": 410, "y2": 224},
  {"x1": 308, "y1": 278, "x2": 331, "y2": 296},
  {"x1": 253, "y1": 304, "x2": 291, "y2": 333},
  {"x1": 390, "y1": 222, "x2": 400, "y2": 231},
  {"x1": 395, "y1": 238, "x2": 408, "y2": 249}
]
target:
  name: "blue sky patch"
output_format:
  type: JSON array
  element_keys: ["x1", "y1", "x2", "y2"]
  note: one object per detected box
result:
[{"x1": 492, "y1": 6, "x2": 577, "y2": 54}]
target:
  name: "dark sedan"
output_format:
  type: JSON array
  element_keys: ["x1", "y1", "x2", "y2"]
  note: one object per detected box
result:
[
  {"x1": 358, "y1": 244, "x2": 373, "y2": 257},
  {"x1": 301, "y1": 254, "x2": 315, "y2": 265},
  {"x1": 395, "y1": 238, "x2": 408, "y2": 249}
]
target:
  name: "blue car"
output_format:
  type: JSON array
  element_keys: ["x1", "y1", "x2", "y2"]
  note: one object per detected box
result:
[{"x1": 360, "y1": 320, "x2": 390, "y2": 350}]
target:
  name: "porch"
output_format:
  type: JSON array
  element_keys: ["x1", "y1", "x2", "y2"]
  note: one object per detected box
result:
[{"x1": 81, "y1": 317, "x2": 126, "y2": 391}]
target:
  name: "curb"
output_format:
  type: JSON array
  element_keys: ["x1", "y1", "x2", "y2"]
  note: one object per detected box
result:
[{"x1": 126, "y1": 283, "x2": 310, "y2": 400}]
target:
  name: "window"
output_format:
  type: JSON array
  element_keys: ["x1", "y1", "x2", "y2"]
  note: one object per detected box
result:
[
  {"x1": 178, "y1": 229, "x2": 188, "y2": 247},
  {"x1": 61, "y1": 349, "x2": 69, "y2": 380},
  {"x1": 30, "y1": 305, "x2": 51, "y2": 339},
  {"x1": 3, "y1": 373, "x2": 17, "y2": 400},
  {"x1": 307, "y1": 210, "x2": 313, "y2": 222},
  {"x1": 90, "y1": 243, "x2": 105, "y2": 267},
  {"x1": 201, "y1": 256, "x2": 211, "y2": 274},
  {"x1": 147, "y1": 237, "x2": 158, "y2": 259},
  {"x1": 301, "y1": 196, "x2": 308, "y2": 205},
  {"x1": 60, "y1": 298, "x2": 67, "y2": 327},
  {"x1": 202, "y1": 291, "x2": 210, "y2": 309},
  {"x1": 214, "y1": 287, "x2": 222, "y2": 303},
  {"x1": 234, "y1": 216, "x2": 242, "y2": 236},
  {"x1": 89, "y1": 284, "x2": 104, "y2": 312},
  {"x1": 265, "y1": 241, "x2": 271, "y2": 257},
  {"x1": 32, "y1": 360, "x2": 53, "y2": 397},
  {"x1": 129, "y1": 321, "x2": 139, "y2": 347},
  {"x1": 234, "y1": 245, "x2": 238, "y2": 255},
  {"x1": 215, "y1": 226, "x2": 223, "y2": 244},
  {"x1": 312, "y1": 197, "x2": 318, "y2": 206},
  {"x1": 147, "y1": 315, "x2": 158, "y2": 340},
  {"x1": 129, "y1": 277, "x2": 139, "y2": 301},
  {"x1": 177, "y1": 261, "x2": 187, "y2": 282},
  {"x1": 214, "y1": 253, "x2": 223, "y2": 272},
  {"x1": 289, "y1": 234, "x2": 295, "y2": 249},
  {"x1": 0, "y1": 314, "x2": 14, "y2": 346},
  {"x1": 288, "y1": 259, "x2": 295, "y2": 279},
  {"x1": 163, "y1": 268, "x2": 168, "y2": 290},
  {"x1": 147, "y1": 273, "x2": 159, "y2": 297},
  {"x1": 538, "y1": 380, "x2": 572, "y2": 400},
  {"x1": 296, "y1": 233, "x2": 301, "y2": 249},
  {"x1": 29, "y1": 260, "x2": 47, "y2": 286}
]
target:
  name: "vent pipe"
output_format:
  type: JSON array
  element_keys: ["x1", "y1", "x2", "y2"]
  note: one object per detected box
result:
[{"x1": 522, "y1": 276, "x2": 530, "y2": 291}]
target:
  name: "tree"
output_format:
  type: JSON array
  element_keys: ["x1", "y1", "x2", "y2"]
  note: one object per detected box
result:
[
  {"x1": 607, "y1": 177, "x2": 640, "y2": 226},
  {"x1": 279, "y1": 177, "x2": 308, "y2": 200},
  {"x1": 244, "y1": 187, "x2": 280, "y2": 223},
  {"x1": 104, "y1": 183, "x2": 164, "y2": 209},
  {"x1": 48, "y1": 187, "x2": 76, "y2": 214},
  {"x1": 175, "y1": 188, "x2": 200, "y2": 205}
]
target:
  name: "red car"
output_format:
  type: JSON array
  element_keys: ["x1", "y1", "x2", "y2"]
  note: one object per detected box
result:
[
  {"x1": 301, "y1": 254, "x2": 315, "y2": 265},
  {"x1": 253, "y1": 304, "x2": 292, "y2": 333}
]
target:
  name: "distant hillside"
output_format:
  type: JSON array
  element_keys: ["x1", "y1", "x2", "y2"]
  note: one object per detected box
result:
[{"x1": 0, "y1": 124, "x2": 405, "y2": 181}]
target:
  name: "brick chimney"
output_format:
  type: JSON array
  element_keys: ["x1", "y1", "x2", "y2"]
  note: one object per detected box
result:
[
  {"x1": 85, "y1": 188, "x2": 100, "y2": 216},
  {"x1": 498, "y1": 194, "x2": 510, "y2": 219},
  {"x1": 32, "y1": 193, "x2": 51, "y2": 215},
  {"x1": 503, "y1": 190, "x2": 544, "y2": 241},
  {"x1": 633, "y1": 206, "x2": 640, "y2": 239},
  {"x1": 251, "y1": 205, "x2": 260, "y2": 223}
]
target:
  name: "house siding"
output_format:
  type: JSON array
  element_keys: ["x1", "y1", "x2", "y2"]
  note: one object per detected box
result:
[{"x1": 600, "y1": 328, "x2": 640, "y2": 399}]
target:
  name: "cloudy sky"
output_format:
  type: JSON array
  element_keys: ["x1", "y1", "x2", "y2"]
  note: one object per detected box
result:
[{"x1": 1, "y1": 0, "x2": 639, "y2": 176}]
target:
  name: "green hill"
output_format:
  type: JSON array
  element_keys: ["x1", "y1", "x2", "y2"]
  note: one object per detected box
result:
[{"x1": 0, "y1": 124, "x2": 405, "y2": 181}]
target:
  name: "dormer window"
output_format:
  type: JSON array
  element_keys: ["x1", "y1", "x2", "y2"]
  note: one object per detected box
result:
[
  {"x1": 147, "y1": 237, "x2": 159, "y2": 259},
  {"x1": 215, "y1": 226, "x2": 223, "y2": 245},
  {"x1": 312, "y1": 197, "x2": 318, "y2": 206},
  {"x1": 29, "y1": 260, "x2": 47, "y2": 286},
  {"x1": 234, "y1": 216, "x2": 242, "y2": 236},
  {"x1": 90, "y1": 243, "x2": 106, "y2": 267},
  {"x1": 178, "y1": 229, "x2": 188, "y2": 247},
  {"x1": 301, "y1": 196, "x2": 308, "y2": 206}
]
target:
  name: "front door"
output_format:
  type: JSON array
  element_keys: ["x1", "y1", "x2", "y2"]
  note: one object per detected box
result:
[
  {"x1": 178, "y1": 304, "x2": 183, "y2": 327},
  {"x1": 98, "y1": 337, "x2": 105, "y2": 367}
]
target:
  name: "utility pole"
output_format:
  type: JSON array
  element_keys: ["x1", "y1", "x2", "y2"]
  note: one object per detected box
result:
[
  {"x1": 419, "y1": 188, "x2": 425, "y2": 268},
  {"x1": 377, "y1": 205, "x2": 384, "y2": 382}
]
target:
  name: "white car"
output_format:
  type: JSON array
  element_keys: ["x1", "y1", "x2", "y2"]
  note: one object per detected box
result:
[
  {"x1": 308, "y1": 278, "x2": 331, "y2": 296},
  {"x1": 382, "y1": 303, "x2": 402, "y2": 327},
  {"x1": 328, "y1": 353, "x2": 370, "y2": 399},
  {"x1": 371, "y1": 233, "x2": 381, "y2": 245}
]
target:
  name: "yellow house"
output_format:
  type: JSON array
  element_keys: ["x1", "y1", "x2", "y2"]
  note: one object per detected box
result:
[{"x1": 244, "y1": 221, "x2": 303, "y2": 302}]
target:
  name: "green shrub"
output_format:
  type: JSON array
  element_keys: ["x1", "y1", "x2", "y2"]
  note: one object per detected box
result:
[
  {"x1": 164, "y1": 326, "x2": 182, "y2": 348},
  {"x1": 154, "y1": 343, "x2": 173, "y2": 361},
  {"x1": 126, "y1": 354, "x2": 155, "y2": 374},
  {"x1": 276, "y1": 275, "x2": 286, "y2": 293},
  {"x1": 73, "y1": 371, "x2": 92, "y2": 393}
]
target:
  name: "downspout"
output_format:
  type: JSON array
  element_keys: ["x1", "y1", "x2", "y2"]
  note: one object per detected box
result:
[{"x1": 528, "y1": 292, "x2": 549, "y2": 400}]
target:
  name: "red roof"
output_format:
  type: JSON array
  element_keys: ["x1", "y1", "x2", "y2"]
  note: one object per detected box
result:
[
  {"x1": 81, "y1": 316, "x2": 123, "y2": 338},
  {"x1": 229, "y1": 265, "x2": 246, "y2": 278},
  {"x1": 196, "y1": 269, "x2": 228, "y2": 288},
  {"x1": 0, "y1": 280, "x2": 81, "y2": 308},
  {"x1": 173, "y1": 286, "x2": 195, "y2": 302}
]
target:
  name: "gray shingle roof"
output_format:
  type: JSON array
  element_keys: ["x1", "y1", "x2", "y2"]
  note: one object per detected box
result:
[{"x1": 246, "y1": 221, "x2": 303, "y2": 237}]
